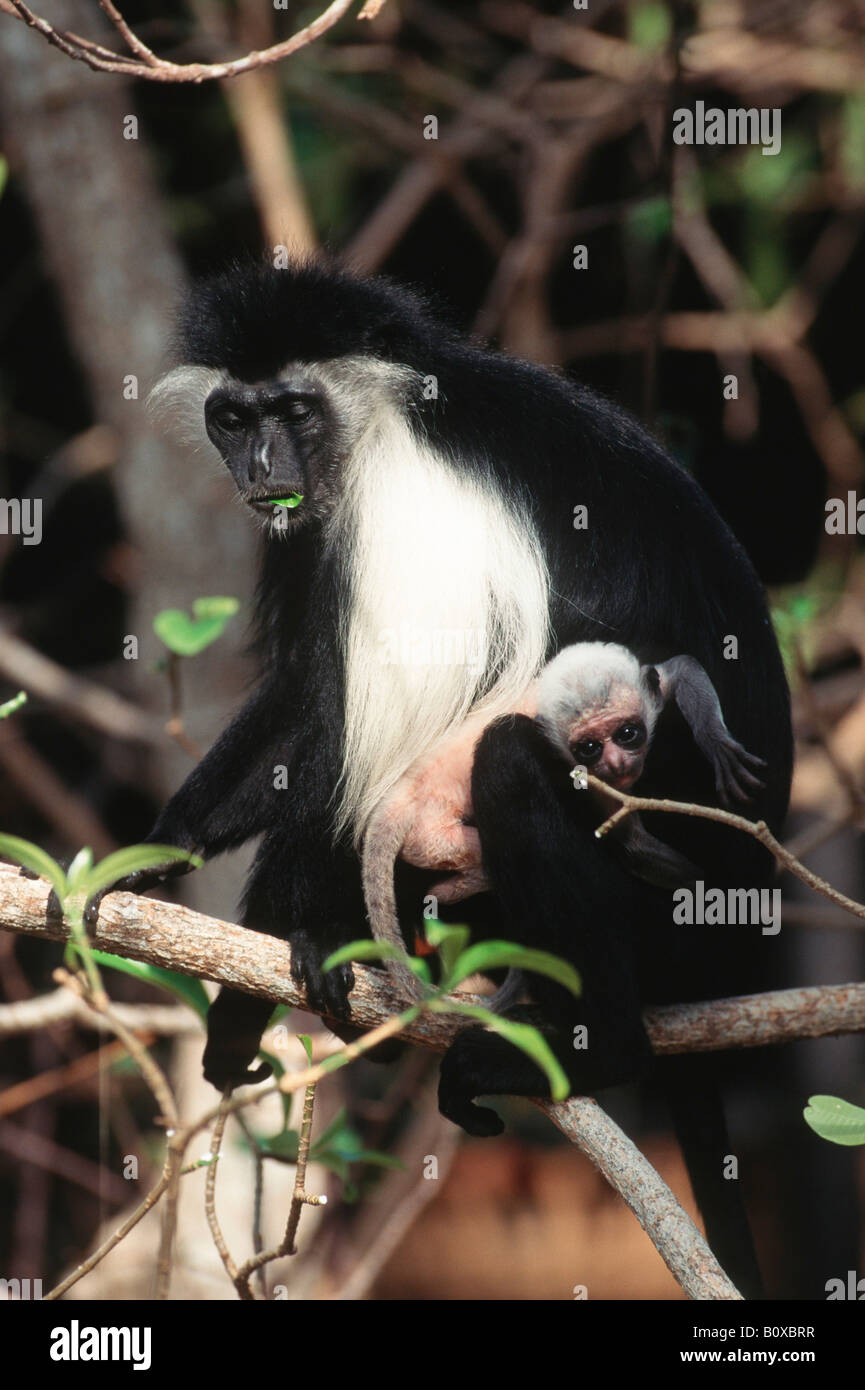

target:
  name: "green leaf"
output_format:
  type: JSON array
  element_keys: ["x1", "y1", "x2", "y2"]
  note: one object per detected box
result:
[
  {"x1": 153, "y1": 609, "x2": 227, "y2": 657},
  {"x1": 432, "y1": 1001, "x2": 570, "y2": 1101},
  {"x1": 736, "y1": 135, "x2": 813, "y2": 207},
  {"x1": 0, "y1": 691, "x2": 26, "y2": 719},
  {"x1": 191, "y1": 596, "x2": 240, "y2": 621},
  {"x1": 626, "y1": 194, "x2": 672, "y2": 244},
  {"x1": 89, "y1": 951, "x2": 211, "y2": 1020},
  {"x1": 314, "y1": 1151, "x2": 350, "y2": 1181},
  {"x1": 323, "y1": 939, "x2": 402, "y2": 969},
  {"x1": 79, "y1": 845, "x2": 202, "y2": 900},
  {"x1": 323, "y1": 938, "x2": 430, "y2": 981},
  {"x1": 449, "y1": 942, "x2": 581, "y2": 998},
  {"x1": 153, "y1": 598, "x2": 238, "y2": 657},
  {"x1": 627, "y1": 1, "x2": 671, "y2": 49},
  {"x1": 840, "y1": 95, "x2": 865, "y2": 191},
  {"x1": 297, "y1": 1033, "x2": 313, "y2": 1064},
  {"x1": 66, "y1": 847, "x2": 95, "y2": 892},
  {"x1": 804, "y1": 1094, "x2": 865, "y2": 1147},
  {"x1": 259, "y1": 1047, "x2": 288, "y2": 1089},
  {"x1": 309, "y1": 1107, "x2": 353, "y2": 1154},
  {"x1": 424, "y1": 919, "x2": 470, "y2": 978},
  {"x1": 310, "y1": 1109, "x2": 404, "y2": 1172},
  {"x1": 0, "y1": 834, "x2": 67, "y2": 897},
  {"x1": 259, "y1": 1129, "x2": 300, "y2": 1162},
  {"x1": 270, "y1": 495, "x2": 303, "y2": 509}
]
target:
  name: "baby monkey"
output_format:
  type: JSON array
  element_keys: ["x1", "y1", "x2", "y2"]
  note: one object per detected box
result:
[{"x1": 362, "y1": 641, "x2": 766, "y2": 1003}]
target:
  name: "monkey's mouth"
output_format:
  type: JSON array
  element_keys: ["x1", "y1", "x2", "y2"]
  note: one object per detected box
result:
[{"x1": 246, "y1": 493, "x2": 304, "y2": 514}]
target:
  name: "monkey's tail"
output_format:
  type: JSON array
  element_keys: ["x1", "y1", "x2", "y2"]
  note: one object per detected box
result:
[
  {"x1": 659, "y1": 1052, "x2": 763, "y2": 1299},
  {"x1": 361, "y1": 809, "x2": 426, "y2": 1004}
]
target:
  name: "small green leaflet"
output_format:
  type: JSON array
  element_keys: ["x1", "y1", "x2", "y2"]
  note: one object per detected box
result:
[
  {"x1": 89, "y1": 951, "x2": 210, "y2": 1020},
  {"x1": 153, "y1": 596, "x2": 240, "y2": 656},
  {"x1": 271, "y1": 494, "x2": 303, "y2": 508},
  {"x1": 0, "y1": 692, "x2": 26, "y2": 720},
  {"x1": 0, "y1": 833, "x2": 67, "y2": 897},
  {"x1": 804, "y1": 1095, "x2": 865, "y2": 1147}
]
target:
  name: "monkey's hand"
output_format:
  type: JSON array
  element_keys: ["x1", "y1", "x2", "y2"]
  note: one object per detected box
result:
[
  {"x1": 438, "y1": 1033, "x2": 507, "y2": 1137},
  {"x1": 709, "y1": 735, "x2": 767, "y2": 807},
  {"x1": 438, "y1": 1024, "x2": 556, "y2": 1138},
  {"x1": 203, "y1": 989, "x2": 274, "y2": 1091},
  {"x1": 289, "y1": 925, "x2": 355, "y2": 1022}
]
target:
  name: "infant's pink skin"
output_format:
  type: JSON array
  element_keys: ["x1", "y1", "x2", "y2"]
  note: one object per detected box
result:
[{"x1": 391, "y1": 688, "x2": 538, "y2": 902}]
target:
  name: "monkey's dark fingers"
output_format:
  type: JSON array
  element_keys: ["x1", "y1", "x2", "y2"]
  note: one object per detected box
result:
[
  {"x1": 715, "y1": 768, "x2": 751, "y2": 807},
  {"x1": 721, "y1": 737, "x2": 767, "y2": 773},
  {"x1": 737, "y1": 748, "x2": 768, "y2": 770},
  {"x1": 714, "y1": 748, "x2": 766, "y2": 804},
  {"x1": 46, "y1": 886, "x2": 64, "y2": 921},
  {"x1": 438, "y1": 1026, "x2": 546, "y2": 1138},
  {"x1": 438, "y1": 1089, "x2": 505, "y2": 1138},
  {"x1": 734, "y1": 764, "x2": 766, "y2": 793},
  {"x1": 289, "y1": 935, "x2": 355, "y2": 1022},
  {"x1": 318, "y1": 961, "x2": 356, "y2": 1020},
  {"x1": 731, "y1": 764, "x2": 766, "y2": 800},
  {"x1": 203, "y1": 1053, "x2": 273, "y2": 1091}
]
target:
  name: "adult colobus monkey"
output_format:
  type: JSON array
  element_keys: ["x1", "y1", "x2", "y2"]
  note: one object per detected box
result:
[
  {"x1": 97, "y1": 259, "x2": 791, "y2": 1296},
  {"x1": 362, "y1": 641, "x2": 766, "y2": 1005}
]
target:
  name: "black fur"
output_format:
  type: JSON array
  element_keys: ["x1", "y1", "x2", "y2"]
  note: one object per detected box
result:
[{"x1": 128, "y1": 258, "x2": 790, "y2": 1296}]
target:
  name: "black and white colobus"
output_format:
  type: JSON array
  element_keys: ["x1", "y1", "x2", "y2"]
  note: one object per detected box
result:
[{"x1": 95, "y1": 259, "x2": 791, "y2": 1296}]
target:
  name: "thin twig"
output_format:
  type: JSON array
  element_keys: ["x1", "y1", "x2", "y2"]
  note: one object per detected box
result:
[
  {"x1": 164, "y1": 652, "x2": 204, "y2": 761},
  {"x1": 204, "y1": 1098, "x2": 239, "y2": 1283},
  {"x1": 233, "y1": 1074, "x2": 327, "y2": 1298},
  {"x1": 6, "y1": 0, "x2": 362, "y2": 82},
  {"x1": 284, "y1": 1079, "x2": 327, "y2": 1256},
  {"x1": 590, "y1": 776, "x2": 865, "y2": 922}
]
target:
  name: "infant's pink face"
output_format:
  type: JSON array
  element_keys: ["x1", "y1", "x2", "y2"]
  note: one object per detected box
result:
[{"x1": 567, "y1": 691, "x2": 647, "y2": 791}]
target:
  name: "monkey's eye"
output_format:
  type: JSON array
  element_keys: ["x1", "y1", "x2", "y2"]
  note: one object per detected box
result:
[
  {"x1": 209, "y1": 404, "x2": 245, "y2": 433},
  {"x1": 282, "y1": 398, "x2": 316, "y2": 425},
  {"x1": 614, "y1": 722, "x2": 646, "y2": 749},
  {"x1": 572, "y1": 738, "x2": 604, "y2": 763}
]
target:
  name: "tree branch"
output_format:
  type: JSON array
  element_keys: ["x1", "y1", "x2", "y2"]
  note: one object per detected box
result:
[
  {"x1": 1, "y1": 864, "x2": 863, "y2": 1052},
  {"x1": 3, "y1": 0, "x2": 372, "y2": 82}
]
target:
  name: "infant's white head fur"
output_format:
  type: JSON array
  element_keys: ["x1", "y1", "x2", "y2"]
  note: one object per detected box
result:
[{"x1": 535, "y1": 641, "x2": 659, "y2": 761}]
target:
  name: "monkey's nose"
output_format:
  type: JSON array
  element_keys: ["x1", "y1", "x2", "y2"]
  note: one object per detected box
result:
[
  {"x1": 603, "y1": 750, "x2": 631, "y2": 785},
  {"x1": 252, "y1": 439, "x2": 272, "y2": 480}
]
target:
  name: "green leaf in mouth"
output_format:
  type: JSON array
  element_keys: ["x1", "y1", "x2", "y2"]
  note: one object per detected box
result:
[{"x1": 271, "y1": 494, "x2": 303, "y2": 508}]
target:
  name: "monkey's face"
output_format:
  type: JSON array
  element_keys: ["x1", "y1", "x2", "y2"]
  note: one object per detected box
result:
[
  {"x1": 567, "y1": 709, "x2": 648, "y2": 789},
  {"x1": 204, "y1": 371, "x2": 342, "y2": 530}
]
